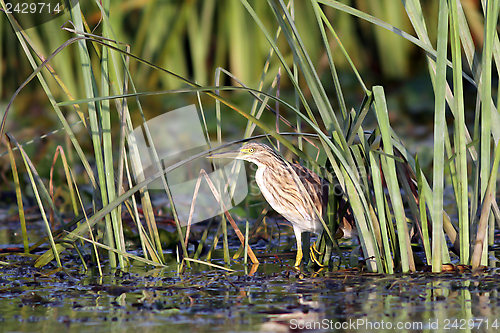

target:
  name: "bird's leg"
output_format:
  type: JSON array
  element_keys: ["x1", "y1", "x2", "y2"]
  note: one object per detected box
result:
[{"x1": 293, "y1": 227, "x2": 303, "y2": 267}]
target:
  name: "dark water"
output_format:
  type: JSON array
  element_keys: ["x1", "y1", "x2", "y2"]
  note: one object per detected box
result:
[
  {"x1": 1, "y1": 253, "x2": 500, "y2": 333},
  {"x1": 0, "y1": 211, "x2": 499, "y2": 332}
]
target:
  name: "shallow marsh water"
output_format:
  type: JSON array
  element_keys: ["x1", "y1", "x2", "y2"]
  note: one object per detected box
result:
[
  {"x1": 1, "y1": 253, "x2": 500, "y2": 333},
  {"x1": 0, "y1": 213, "x2": 499, "y2": 332}
]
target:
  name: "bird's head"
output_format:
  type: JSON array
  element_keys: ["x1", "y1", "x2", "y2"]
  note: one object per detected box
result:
[{"x1": 207, "y1": 143, "x2": 281, "y2": 167}]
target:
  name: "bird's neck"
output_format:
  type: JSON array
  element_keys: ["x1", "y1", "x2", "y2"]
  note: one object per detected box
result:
[{"x1": 254, "y1": 165, "x2": 267, "y2": 186}]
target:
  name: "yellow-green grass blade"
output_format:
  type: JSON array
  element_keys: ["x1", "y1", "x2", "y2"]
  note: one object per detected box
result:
[
  {"x1": 470, "y1": 99, "x2": 481, "y2": 237},
  {"x1": 126, "y1": 134, "x2": 164, "y2": 263},
  {"x1": 318, "y1": 0, "x2": 432, "y2": 55},
  {"x1": 290, "y1": 2, "x2": 302, "y2": 152},
  {"x1": 182, "y1": 258, "x2": 236, "y2": 273},
  {"x1": 69, "y1": 1, "x2": 118, "y2": 267},
  {"x1": 430, "y1": 0, "x2": 448, "y2": 272},
  {"x1": 100, "y1": 0, "x2": 127, "y2": 268},
  {"x1": 195, "y1": 89, "x2": 230, "y2": 264},
  {"x1": 12, "y1": 19, "x2": 89, "y2": 131},
  {"x1": 57, "y1": 85, "x2": 302, "y2": 109},
  {"x1": 314, "y1": 2, "x2": 367, "y2": 93},
  {"x1": 316, "y1": 182, "x2": 341, "y2": 267},
  {"x1": 114, "y1": 88, "x2": 166, "y2": 264},
  {"x1": 381, "y1": 154, "x2": 415, "y2": 271},
  {"x1": 68, "y1": 231, "x2": 167, "y2": 268},
  {"x1": 399, "y1": 1, "x2": 462, "y2": 260},
  {"x1": 68, "y1": 166, "x2": 102, "y2": 275},
  {"x1": 478, "y1": 0, "x2": 499, "y2": 265},
  {"x1": 86, "y1": 2, "x2": 128, "y2": 210},
  {"x1": 344, "y1": 175, "x2": 380, "y2": 272},
  {"x1": 238, "y1": 0, "x2": 323, "y2": 136},
  {"x1": 311, "y1": 0, "x2": 347, "y2": 118},
  {"x1": 350, "y1": 145, "x2": 369, "y2": 197},
  {"x1": 479, "y1": 0, "x2": 500, "y2": 82},
  {"x1": 449, "y1": 0, "x2": 470, "y2": 265},
  {"x1": 347, "y1": 93, "x2": 373, "y2": 146},
  {"x1": 373, "y1": 86, "x2": 414, "y2": 272},
  {"x1": 214, "y1": 63, "x2": 230, "y2": 265},
  {"x1": 338, "y1": 121, "x2": 382, "y2": 271},
  {"x1": 369, "y1": 151, "x2": 394, "y2": 273},
  {"x1": 395, "y1": 161, "x2": 421, "y2": 249},
  {"x1": 469, "y1": 1, "x2": 500, "y2": 145},
  {"x1": 472, "y1": 138, "x2": 500, "y2": 268},
  {"x1": 6, "y1": 139, "x2": 29, "y2": 253},
  {"x1": 415, "y1": 156, "x2": 431, "y2": 265},
  {"x1": 123, "y1": 178, "x2": 161, "y2": 263},
  {"x1": 350, "y1": 112, "x2": 387, "y2": 258},
  {"x1": 50, "y1": 147, "x2": 79, "y2": 224},
  {"x1": 7, "y1": 134, "x2": 61, "y2": 268}
]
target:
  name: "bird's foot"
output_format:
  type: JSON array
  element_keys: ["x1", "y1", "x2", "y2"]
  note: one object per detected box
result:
[
  {"x1": 310, "y1": 241, "x2": 323, "y2": 256},
  {"x1": 310, "y1": 242, "x2": 326, "y2": 267}
]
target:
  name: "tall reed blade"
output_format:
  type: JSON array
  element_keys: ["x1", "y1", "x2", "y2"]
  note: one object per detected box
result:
[
  {"x1": 373, "y1": 86, "x2": 414, "y2": 272},
  {"x1": 449, "y1": 0, "x2": 469, "y2": 264},
  {"x1": 477, "y1": 0, "x2": 500, "y2": 266},
  {"x1": 431, "y1": 0, "x2": 449, "y2": 272}
]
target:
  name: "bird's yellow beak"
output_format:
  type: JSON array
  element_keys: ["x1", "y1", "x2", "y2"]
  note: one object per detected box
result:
[{"x1": 206, "y1": 148, "x2": 242, "y2": 159}]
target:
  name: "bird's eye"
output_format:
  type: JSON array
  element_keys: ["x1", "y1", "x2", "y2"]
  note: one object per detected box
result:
[{"x1": 249, "y1": 148, "x2": 254, "y2": 153}]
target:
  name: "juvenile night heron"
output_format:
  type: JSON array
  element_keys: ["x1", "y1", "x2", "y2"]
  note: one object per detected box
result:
[{"x1": 208, "y1": 142, "x2": 354, "y2": 266}]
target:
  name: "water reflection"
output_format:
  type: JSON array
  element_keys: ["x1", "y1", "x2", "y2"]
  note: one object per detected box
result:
[{"x1": 258, "y1": 271, "x2": 500, "y2": 332}]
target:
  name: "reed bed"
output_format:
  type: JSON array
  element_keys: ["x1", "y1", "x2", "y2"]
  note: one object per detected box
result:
[{"x1": 1, "y1": 0, "x2": 499, "y2": 274}]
